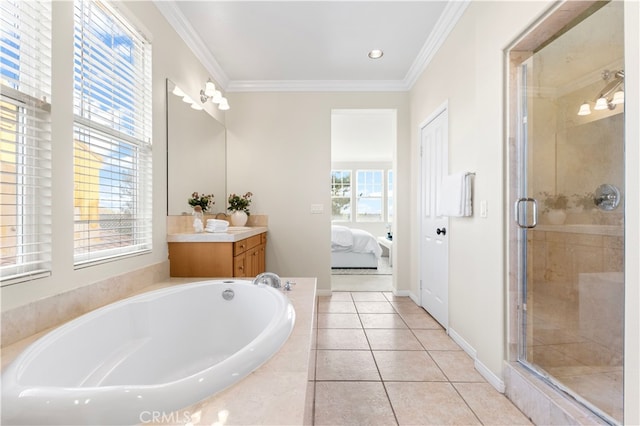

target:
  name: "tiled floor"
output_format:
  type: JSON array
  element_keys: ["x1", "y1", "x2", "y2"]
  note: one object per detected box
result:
[{"x1": 310, "y1": 291, "x2": 532, "y2": 425}]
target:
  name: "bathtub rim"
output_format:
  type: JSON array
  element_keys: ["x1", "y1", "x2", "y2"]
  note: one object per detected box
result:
[
  {"x1": 1, "y1": 279, "x2": 296, "y2": 425},
  {"x1": 3, "y1": 279, "x2": 293, "y2": 390}
]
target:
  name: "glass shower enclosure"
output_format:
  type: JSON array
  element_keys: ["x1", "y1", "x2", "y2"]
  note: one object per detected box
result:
[{"x1": 513, "y1": 2, "x2": 625, "y2": 423}]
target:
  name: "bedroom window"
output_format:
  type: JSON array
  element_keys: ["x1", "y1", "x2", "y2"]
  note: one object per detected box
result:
[
  {"x1": 73, "y1": 0, "x2": 152, "y2": 267},
  {"x1": 355, "y1": 169, "x2": 383, "y2": 222},
  {"x1": 331, "y1": 170, "x2": 351, "y2": 221},
  {"x1": 331, "y1": 168, "x2": 392, "y2": 223},
  {"x1": 0, "y1": 0, "x2": 52, "y2": 285}
]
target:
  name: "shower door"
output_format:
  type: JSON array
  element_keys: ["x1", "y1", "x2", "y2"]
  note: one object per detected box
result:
[{"x1": 515, "y1": 2, "x2": 625, "y2": 423}]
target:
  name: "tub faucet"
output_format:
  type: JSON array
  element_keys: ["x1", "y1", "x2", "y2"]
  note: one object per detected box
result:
[{"x1": 253, "y1": 272, "x2": 282, "y2": 289}]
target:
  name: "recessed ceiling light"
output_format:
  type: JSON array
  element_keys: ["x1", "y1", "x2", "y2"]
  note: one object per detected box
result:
[{"x1": 368, "y1": 49, "x2": 384, "y2": 59}]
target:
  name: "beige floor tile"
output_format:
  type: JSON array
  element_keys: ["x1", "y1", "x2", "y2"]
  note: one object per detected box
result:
[
  {"x1": 365, "y1": 329, "x2": 423, "y2": 350},
  {"x1": 413, "y1": 329, "x2": 462, "y2": 351},
  {"x1": 316, "y1": 328, "x2": 370, "y2": 350},
  {"x1": 429, "y1": 350, "x2": 486, "y2": 382},
  {"x1": 331, "y1": 275, "x2": 393, "y2": 292},
  {"x1": 320, "y1": 292, "x2": 353, "y2": 301},
  {"x1": 315, "y1": 350, "x2": 380, "y2": 381},
  {"x1": 314, "y1": 381, "x2": 397, "y2": 426},
  {"x1": 400, "y1": 312, "x2": 443, "y2": 329},
  {"x1": 383, "y1": 292, "x2": 410, "y2": 302},
  {"x1": 351, "y1": 292, "x2": 388, "y2": 301},
  {"x1": 454, "y1": 382, "x2": 532, "y2": 425},
  {"x1": 390, "y1": 300, "x2": 426, "y2": 315},
  {"x1": 355, "y1": 301, "x2": 396, "y2": 313},
  {"x1": 359, "y1": 313, "x2": 408, "y2": 329},
  {"x1": 317, "y1": 300, "x2": 357, "y2": 313},
  {"x1": 317, "y1": 313, "x2": 362, "y2": 329},
  {"x1": 373, "y1": 350, "x2": 447, "y2": 382},
  {"x1": 385, "y1": 381, "x2": 481, "y2": 425}
]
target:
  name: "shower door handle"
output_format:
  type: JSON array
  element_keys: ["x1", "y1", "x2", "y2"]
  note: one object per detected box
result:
[{"x1": 515, "y1": 198, "x2": 538, "y2": 229}]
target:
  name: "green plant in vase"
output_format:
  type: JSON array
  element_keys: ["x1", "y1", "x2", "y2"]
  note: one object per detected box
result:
[{"x1": 227, "y1": 192, "x2": 253, "y2": 226}]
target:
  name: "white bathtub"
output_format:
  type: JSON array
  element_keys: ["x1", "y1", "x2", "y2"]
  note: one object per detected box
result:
[{"x1": 1, "y1": 280, "x2": 295, "y2": 425}]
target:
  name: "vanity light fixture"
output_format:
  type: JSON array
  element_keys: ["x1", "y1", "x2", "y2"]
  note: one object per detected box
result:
[
  {"x1": 200, "y1": 79, "x2": 230, "y2": 110},
  {"x1": 368, "y1": 49, "x2": 384, "y2": 59},
  {"x1": 204, "y1": 80, "x2": 216, "y2": 97},
  {"x1": 576, "y1": 69, "x2": 624, "y2": 116},
  {"x1": 577, "y1": 102, "x2": 591, "y2": 116},
  {"x1": 611, "y1": 90, "x2": 624, "y2": 105},
  {"x1": 172, "y1": 86, "x2": 185, "y2": 97},
  {"x1": 218, "y1": 97, "x2": 230, "y2": 111}
]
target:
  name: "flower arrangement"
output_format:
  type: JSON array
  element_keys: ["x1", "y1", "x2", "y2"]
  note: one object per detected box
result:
[
  {"x1": 572, "y1": 192, "x2": 595, "y2": 210},
  {"x1": 540, "y1": 192, "x2": 568, "y2": 212},
  {"x1": 228, "y1": 192, "x2": 253, "y2": 215},
  {"x1": 188, "y1": 192, "x2": 214, "y2": 213}
]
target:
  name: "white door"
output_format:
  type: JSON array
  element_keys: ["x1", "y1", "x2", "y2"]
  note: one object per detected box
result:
[{"x1": 420, "y1": 106, "x2": 449, "y2": 329}]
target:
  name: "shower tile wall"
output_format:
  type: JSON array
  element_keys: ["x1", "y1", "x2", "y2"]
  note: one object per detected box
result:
[{"x1": 526, "y1": 228, "x2": 624, "y2": 420}]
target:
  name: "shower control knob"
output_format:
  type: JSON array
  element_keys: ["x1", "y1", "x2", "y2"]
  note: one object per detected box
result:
[{"x1": 436, "y1": 227, "x2": 446, "y2": 236}]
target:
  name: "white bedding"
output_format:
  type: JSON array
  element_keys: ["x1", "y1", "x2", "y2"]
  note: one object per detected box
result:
[{"x1": 331, "y1": 225, "x2": 382, "y2": 258}]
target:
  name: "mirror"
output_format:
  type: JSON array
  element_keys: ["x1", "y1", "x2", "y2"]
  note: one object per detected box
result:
[{"x1": 166, "y1": 79, "x2": 226, "y2": 215}]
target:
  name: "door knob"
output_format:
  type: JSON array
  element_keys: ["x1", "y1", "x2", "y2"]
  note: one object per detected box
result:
[{"x1": 436, "y1": 227, "x2": 446, "y2": 236}]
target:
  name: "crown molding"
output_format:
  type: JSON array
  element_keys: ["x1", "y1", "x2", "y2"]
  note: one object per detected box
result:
[
  {"x1": 153, "y1": 1, "x2": 230, "y2": 89},
  {"x1": 226, "y1": 79, "x2": 409, "y2": 93},
  {"x1": 156, "y1": 0, "x2": 468, "y2": 93},
  {"x1": 403, "y1": 0, "x2": 470, "y2": 89}
]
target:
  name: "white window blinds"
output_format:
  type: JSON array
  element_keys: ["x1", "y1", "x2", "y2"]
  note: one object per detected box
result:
[
  {"x1": 0, "y1": 0, "x2": 53, "y2": 284},
  {"x1": 73, "y1": 0, "x2": 152, "y2": 267}
]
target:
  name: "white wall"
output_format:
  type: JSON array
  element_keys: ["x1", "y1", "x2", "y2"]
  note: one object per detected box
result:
[
  {"x1": 408, "y1": 0, "x2": 558, "y2": 378},
  {"x1": 225, "y1": 92, "x2": 409, "y2": 293},
  {"x1": 1, "y1": 1, "x2": 224, "y2": 311}
]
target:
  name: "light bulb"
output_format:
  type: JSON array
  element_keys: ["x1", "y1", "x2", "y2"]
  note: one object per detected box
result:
[
  {"x1": 172, "y1": 86, "x2": 185, "y2": 97},
  {"x1": 611, "y1": 90, "x2": 624, "y2": 105},
  {"x1": 211, "y1": 90, "x2": 223, "y2": 104},
  {"x1": 594, "y1": 97, "x2": 608, "y2": 110},
  {"x1": 218, "y1": 98, "x2": 230, "y2": 111},
  {"x1": 204, "y1": 81, "x2": 216, "y2": 97},
  {"x1": 577, "y1": 102, "x2": 591, "y2": 116},
  {"x1": 182, "y1": 95, "x2": 193, "y2": 104},
  {"x1": 190, "y1": 103, "x2": 203, "y2": 110}
]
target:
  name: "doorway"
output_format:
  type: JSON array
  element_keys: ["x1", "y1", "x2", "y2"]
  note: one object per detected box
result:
[
  {"x1": 330, "y1": 109, "x2": 396, "y2": 291},
  {"x1": 509, "y1": 2, "x2": 625, "y2": 422}
]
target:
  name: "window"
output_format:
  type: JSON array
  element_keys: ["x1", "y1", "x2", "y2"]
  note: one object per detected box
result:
[
  {"x1": 1, "y1": 0, "x2": 52, "y2": 284},
  {"x1": 73, "y1": 0, "x2": 152, "y2": 267},
  {"x1": 331, "y1": 168, "x2": 391, "y2": 223},
  {"x1": 355, "y1": 170, "x2": 383, "y2": 222},
  {"x1": 331, "y1": 170, "x2": 351, "y2": 221}
]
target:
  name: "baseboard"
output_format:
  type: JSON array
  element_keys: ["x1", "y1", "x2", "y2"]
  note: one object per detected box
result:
[
  {"x1": 408, "y1": 291, "x2": 420, "y2": 305},
  {"x1": 393, "y1": 289, "x2": 411, "y2": 297},
  {"x1": 316, "y1": 289, "x2": 333, "y2": 297},
  {"x1": 448, "y1": 327, "x2": 505, "y2": 393}
]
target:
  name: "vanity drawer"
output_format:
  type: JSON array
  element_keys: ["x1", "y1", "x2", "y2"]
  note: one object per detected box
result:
[{"x1": 234, "y1": 234, "x2": 263, "y2": 255}]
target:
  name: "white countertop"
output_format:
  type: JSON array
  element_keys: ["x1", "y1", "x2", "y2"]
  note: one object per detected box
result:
[{"x1": 167, "y1": 226, "x2": 268, "y2": 242}]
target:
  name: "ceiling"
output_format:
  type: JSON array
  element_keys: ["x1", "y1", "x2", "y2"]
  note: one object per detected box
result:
[{"x1": 155, "y1": 1, "x2": 468, "y2": 92}]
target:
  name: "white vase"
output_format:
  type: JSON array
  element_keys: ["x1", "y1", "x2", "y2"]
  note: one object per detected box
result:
[
  {"x1": 546, "y1": 209, "x2": 567, "y2": 225},
  {"x1": 230, "y1": 210, "x2": 248, "y2": 226}
]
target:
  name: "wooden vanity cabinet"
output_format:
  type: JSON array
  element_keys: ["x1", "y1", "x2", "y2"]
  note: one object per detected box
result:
[{"x1": 169, "y1": 232, "x2": 266, "y2": 278}]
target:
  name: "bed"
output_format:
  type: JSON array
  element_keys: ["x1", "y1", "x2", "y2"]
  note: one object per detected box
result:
[{"x1": 331, "y1": 225, "x2": 382, "y2": 269}]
